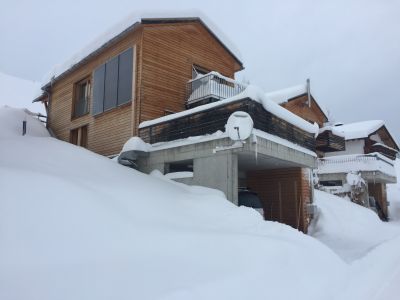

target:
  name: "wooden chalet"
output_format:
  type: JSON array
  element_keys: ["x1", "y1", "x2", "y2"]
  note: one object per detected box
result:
[
  {"x1": 318, "y1": 120, "x2": 399, "y2": 220},
  {"x1": 33, "y1": 16, "x2": 337, "y2": 233}
]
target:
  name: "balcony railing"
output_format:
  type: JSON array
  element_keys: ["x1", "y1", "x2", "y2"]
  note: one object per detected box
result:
[
  {"x1": 318, "y1": 153, "x2": 396, "y2": 177},
  {"x1": 139, "y1": 98, "x2": 316, "y2": 151},
  {"x1": 186, "y1": 72, "x2": 247, "y2": 109}
]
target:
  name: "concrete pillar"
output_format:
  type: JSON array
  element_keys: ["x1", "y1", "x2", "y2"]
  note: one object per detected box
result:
[{"x1": 193, "y1": 153, "x2": 238, "y2": 205}]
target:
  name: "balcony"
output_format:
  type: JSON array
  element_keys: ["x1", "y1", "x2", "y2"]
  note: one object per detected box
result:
[
  {"x1": 365, "y1": 143, "x2": 398, "y2": 160},
  {"x1": 139, "y1": 98, "x2": 316, "y2": 151},
  {"x1": 318, "y1": 153, "x2": 397, "y2": 182},
  {"x1": 316, "y1": 129, "x2": 345, "y2": 152},
  {"x1": 186, "y1": 72, "x2": 246, "y2": 109}
]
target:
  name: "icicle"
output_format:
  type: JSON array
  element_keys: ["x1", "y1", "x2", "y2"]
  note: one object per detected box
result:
[{"x1": 252, "y1": 133, "x2": 258, "y2": 164}]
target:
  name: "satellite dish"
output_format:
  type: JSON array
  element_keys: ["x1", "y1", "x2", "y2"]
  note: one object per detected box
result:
[{"x1": 225, "y1": 111, "x2": 254, "y2": 141}]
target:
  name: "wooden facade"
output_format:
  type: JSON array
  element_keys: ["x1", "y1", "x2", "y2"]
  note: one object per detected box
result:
[
  {"x1": 316, "y1": 130, "x2": 345, "y2": 152},
  {"x1": 247, "y1": 168, "x2": 312, "y2": 233},
  {"x1": 45, "y1": 19, "x2": 242, "y2": 156},
  {"x1": 368, "y1": 183, "x2": 389, "y2": 221},
  {"x1": 280, "y1": 94, "x2": 328, "y2": 127}
]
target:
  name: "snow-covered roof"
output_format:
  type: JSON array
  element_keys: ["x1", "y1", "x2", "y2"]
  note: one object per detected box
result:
[
  {"x1": 0, "y1": 72, "x2": 45, "y2": 114},
  {"x1": 41, "y1": 11, "x2": 243, "y2": 88},
  {"x1": 332, "y1": 120, "x2": 384, "y2": 140},
  {"x1": 139, "y1": 85, "x2": 319, "y2": 136},
  {"x1": 265, "y1": 84, "x2": 307, "y2": 104}
]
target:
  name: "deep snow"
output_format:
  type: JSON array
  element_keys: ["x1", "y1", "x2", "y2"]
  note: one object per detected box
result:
[{"x1": 1, "y1": 107, "x2": 400, "y2": 300}]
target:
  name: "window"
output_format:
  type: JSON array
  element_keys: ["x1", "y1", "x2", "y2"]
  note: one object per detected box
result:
[
  {"x1": 166, "y1": 160, "x2": 193, "y2": 173},
  {"x1": 192, "y1": 65, "x2": 209, "y2": 79},
  {"x1": 70, "y1": 125, "x2": 88, "y2": 148},
  {"x1": 320, "y1": 180, "x2": 343, "y2": 187},
  {"x1": 92, "y1": 47, "x2": 135, "y2": 116},
  {"x1": 72, "y1": 77, "x2": 90, "y2": 118}
]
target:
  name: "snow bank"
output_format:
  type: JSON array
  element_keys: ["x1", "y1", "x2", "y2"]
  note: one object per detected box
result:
[
  {"x1": 0, "y1": 106, "x2": 49, "y2": 138},
  {"x1": 140, "y1": 85, "x2": 319, "y2": 135},
  {"x1": 0, "y1": 111, "x2": 347, "y2": 300},
  {"x1": 121, "y1": 136, "x2": 151, "y2": 152},
  {"x1": 310, "y1": 190, "x2": 400, "y2": 262},
  {"x1": 0, "y1": 72, "x2": 44, "y2": 114},
  {"x1": 42, "y1": 11, "x2": 242, "y2": 85}
]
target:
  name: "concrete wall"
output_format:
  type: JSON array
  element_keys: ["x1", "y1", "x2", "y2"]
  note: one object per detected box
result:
[{"x1": 193, "y1": 153, "x2": 238, "y2": 204}]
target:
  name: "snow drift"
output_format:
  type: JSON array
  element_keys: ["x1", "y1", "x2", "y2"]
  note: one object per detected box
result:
[
  {"x1": 0, "y1": 107, "x2": 344, "y2": 300},
  {"x1": 310, "y1": 190, "x2": 400, "y2": 262}
]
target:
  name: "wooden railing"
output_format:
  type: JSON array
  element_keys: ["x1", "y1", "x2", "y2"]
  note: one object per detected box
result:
[
  {"x1": 139, "y1": 98, "x2": 316, "y2": 151},
  {"x1": 186, "y1": 72, "x2": 246, "y2": 109},
  {"x1": 316, "y1": 130, "x2": 345, "y2": 152},
  {"x1": 366, "y1": 143, "x2": 398, "y2": 160}
]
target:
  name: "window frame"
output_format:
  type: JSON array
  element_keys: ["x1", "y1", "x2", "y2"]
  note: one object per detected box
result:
[
  {"x1": 71, "y1": 76, "x2": 91, "y2": 119},
  {"x1": 69, "y1": 125, "x2": 89, "y2": 148}
]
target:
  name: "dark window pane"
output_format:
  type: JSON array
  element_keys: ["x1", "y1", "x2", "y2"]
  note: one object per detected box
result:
[
  {"x1": 92, "y1": 64, "x2": 105, "y2": 115},
  {"x1": 74, "y1": 81, "x2": 89, "y2": 117},
  {"x1": 104, "y1": 56, "x2": 119, "y2": 111},
  {"x1": 117, "y1": 48, "x2": 133, "y2": 105},
  {"x1": 70, "y1": 128, "x2": 78, "y2": 145},
  {"x1": 80, "y1": 126, "x2": 88, "y2": 148}
]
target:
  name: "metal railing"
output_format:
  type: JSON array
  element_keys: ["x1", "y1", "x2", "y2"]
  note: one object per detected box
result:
[
  {"x1": 186, "y1": 72, "x2": 246, "y2": 108},
  {"x1": 318, "y1": 153, "x2": 394, "y2": 167}
]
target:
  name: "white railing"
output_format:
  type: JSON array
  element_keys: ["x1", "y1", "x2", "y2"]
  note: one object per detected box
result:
[
  {"x1": 186, "y1": 71, "x2": 247, "y2": 107},
  {"x1": 318, "y1": 153, "x2": 396, "y2": 177}
]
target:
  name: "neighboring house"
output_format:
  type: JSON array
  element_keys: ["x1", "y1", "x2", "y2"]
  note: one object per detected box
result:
[
  {"x1": 317, "y1": 120, "x2": 399, "y2": 220},
  {"x1": 34, "y1": 16, "x2": 322, "y2": 233}
]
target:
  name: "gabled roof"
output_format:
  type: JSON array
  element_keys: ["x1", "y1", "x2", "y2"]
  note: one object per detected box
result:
[
  {"x1": 333, "y1": 120, "x2": 384, "y2": 140},
  {"x1": 265, "y1": 83, "x2": 329, "y2": 123},
  {"x1": 40, "y1": 14, "x2": 243, "y2": 91}
]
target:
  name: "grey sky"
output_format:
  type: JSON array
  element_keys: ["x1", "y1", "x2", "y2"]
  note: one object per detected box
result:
[{"x1": 1, "y1": 0, "x2": 399, "y2": 141}]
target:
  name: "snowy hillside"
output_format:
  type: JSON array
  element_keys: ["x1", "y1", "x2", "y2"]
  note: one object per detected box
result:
[
  {"x1": 0, "y1": 72, "x2": 44, "y2": 114},
  {"x1": 1, "y1": 107, "x2": 400, "y2": 300}
]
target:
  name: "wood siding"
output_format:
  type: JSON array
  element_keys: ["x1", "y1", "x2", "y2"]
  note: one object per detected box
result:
[
  {"x1": 48, "y1": 29, "x2": 142, "y2": 156},
  {"x1": 138, "y1": 22, "x2": 238, "y2": 129},
  {"x1": 48, "y1": 21, "x2": 239, "y2": 156},
  {"x1": 368, "y1": 183, "x2": 388, "y2": 220},
  {"x1": 247, "y1": 168, "x2": 312, "y2": 233},
  {"x1": 281, "y1": 95, "x2": 328, "y2": 127}
]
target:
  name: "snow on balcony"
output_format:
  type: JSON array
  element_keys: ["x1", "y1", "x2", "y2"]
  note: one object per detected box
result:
[{"x1": 317, "y1": 153, "x2": 397, "y2": 178}]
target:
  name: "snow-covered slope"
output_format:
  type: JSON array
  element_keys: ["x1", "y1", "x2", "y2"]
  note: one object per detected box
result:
[
  {"x1": 310, "y1": 190, "x2": 400, "y2": 262},
  {"x1": 0, "y1": 72, "x2": 44, "y2": 114},
  {"x1": 0, "y1": 107, "x2": 345, "y2": 300}
]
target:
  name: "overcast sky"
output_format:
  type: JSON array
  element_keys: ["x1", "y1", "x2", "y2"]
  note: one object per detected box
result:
[{"x1": 1, "y1": 0, "x2": 399, "y2": 140}]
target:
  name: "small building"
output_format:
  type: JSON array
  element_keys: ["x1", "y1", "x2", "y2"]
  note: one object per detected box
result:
[{"x1": 317, "y1": 120, "x2": 399, "y2": 220}]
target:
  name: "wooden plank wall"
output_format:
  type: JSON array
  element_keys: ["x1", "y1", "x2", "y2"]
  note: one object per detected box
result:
[
  {"x1": 48, "y1": 29, "x2": 142, "y2": 156},
  {"x1": 246, "y1": 168, "x2": 312, "y2": 233},
  {"x1": 281, "y1": 95, "x2": 328, "y2": 127},
  {"x1": 368, "y1": 182, "x2": 388, "y2": 220},
  {"x1": 138, "y1": 22, "x2": 238, "y2": 130}
]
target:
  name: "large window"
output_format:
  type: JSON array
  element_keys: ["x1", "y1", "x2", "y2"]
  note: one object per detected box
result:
[
  {"x1": 72, "y1": 77, "x2": 90, "y2": 118},
  {"x1": 92, "y1": 47, "x2": 135, "y2": 116}
]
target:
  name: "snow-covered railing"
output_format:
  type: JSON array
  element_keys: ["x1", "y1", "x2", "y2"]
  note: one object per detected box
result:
[
  {"x1": 186, "y1": 72, "x2": 246, "y2": 108},
  {"x1": 317, "y1": 153, "x2": 396, "y2": 177}
]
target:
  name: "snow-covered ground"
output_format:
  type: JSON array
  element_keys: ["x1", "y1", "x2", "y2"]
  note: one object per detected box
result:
[{"x1": 1, "y1": 107, "x2": 400, "y2": 300}]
